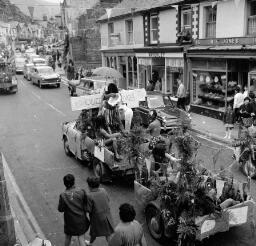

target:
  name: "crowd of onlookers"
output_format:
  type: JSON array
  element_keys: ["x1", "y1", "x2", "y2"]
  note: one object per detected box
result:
[
  {"x1": 224, "y1": 86, "x2": 256, "y2": 139},
  {"x1": 58, "y1": 174, "x2": 147, "y2": 246}
]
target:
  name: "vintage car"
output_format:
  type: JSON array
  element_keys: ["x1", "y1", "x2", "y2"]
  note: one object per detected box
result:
[
  {"x1": 136, "y1": 92, "x2": 191, "y2": 132},
  {"x1": 14, "y1": 57, "x2": 26, "y2": 74},
  {"x1": 23, "y1": 63, "x2": 34, "y2": 80},
  {"x1": 32, "y1": 57, "x2": 47, "y2": 66},
  {"x1": 62, "y1": 117, "x2": 135, "y2": 182},
  {"x1": 135, "y1": 178, "x2": 255, "y2": 243},
  {"x1": 68, "y1": 77, "x2": 115, "y2": 97},
  {"x1": 31, "y1": 65, "x2": 61, "y2": 88},
  {"x1": 0, "y1": 61, "x2": 17, "y2": 94}
]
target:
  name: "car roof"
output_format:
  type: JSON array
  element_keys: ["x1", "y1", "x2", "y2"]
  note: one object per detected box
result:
[
  {"x1": 33, "y1": 58, "x2": 46, "y2": 62},
  {"x1": 36, "y1": 66, "x2": 52, "y2": 70}
]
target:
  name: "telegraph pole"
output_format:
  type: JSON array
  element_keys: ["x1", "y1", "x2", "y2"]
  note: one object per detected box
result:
[{"x1": 0, "y1": 154, "x2": 16, "y2": 246}]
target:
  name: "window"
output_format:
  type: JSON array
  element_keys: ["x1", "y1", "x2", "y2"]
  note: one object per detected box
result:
[
  {"x1": 181, "y1": 9, "x2": 192, "y2": 32},
  {"x1": 248, "y1": 0, "x2": 256, "y2": 35},
  {"x1": 205, "y1": 6, "x2": 216, "y2": 38},
  {"x1": 126, "y1": 20, "x2": 133, "y2": 44},
  {"x1": 150, "y1": 15, "x2": 158, "y2": 44},
  {"x1": 108, "y1": 23, "x2": 114, "y2": 46}
]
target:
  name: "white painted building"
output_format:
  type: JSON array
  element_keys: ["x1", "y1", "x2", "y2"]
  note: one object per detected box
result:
[
  {"x1": 186, "y1": 0, "x2": 256, "y2": 119},
  {"x1": 99, "y1": 0, "x2": 185, "y2": 91}
]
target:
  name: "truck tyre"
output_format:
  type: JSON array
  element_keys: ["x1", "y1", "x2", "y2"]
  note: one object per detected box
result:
[
  {"x1": 145, "y1": 205, "x2": 166, "y2": 242},
  {"x1": 56, "y1": 83, "x2": 60, "y2": 88},
  {"x1": 63, "y1": 137, "x2": 72, "y2": 156},
  {"x1": 93, "y1": 158, "x2": 111, "y2": 183}
]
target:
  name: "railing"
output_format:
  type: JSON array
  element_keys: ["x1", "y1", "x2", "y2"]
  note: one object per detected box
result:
[
  {"x1": 206, "y1": 22, "x2": 216, "y2": 38},
  {"x1": 248, "y1": 15, "x2": 256, "y2": 35}
]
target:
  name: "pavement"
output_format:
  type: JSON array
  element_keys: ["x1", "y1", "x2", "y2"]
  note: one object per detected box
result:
[{"x1": 2, "y1": 73, "x2": 255, "y2": 246}]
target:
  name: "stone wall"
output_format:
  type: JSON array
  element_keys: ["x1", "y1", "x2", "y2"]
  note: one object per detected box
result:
[{"x1": 73, "y1": 0, "x2": 120, "y2": 69}]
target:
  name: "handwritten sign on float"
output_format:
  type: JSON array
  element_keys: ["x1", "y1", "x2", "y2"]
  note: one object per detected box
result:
[
  {"x1": 120, "y1": 88, "x2": 146, "y2": 108},
  {"x1": 71, "y1": 93, "x2": 102, "y2": 111},
  {"x1": 70, "y1": 88, "x2": 146, "y2": 111}
]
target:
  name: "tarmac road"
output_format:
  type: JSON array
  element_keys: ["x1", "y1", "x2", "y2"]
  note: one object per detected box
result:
[{"x1": 0, "y1": 75, "x2": 255, "y2": 246}]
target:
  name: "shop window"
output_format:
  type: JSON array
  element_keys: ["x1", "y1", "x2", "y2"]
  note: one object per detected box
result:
[
  {"x1": 192, "y1": 71, "x2": 237, "y2": 112},
  {"x1": 128, "y1": 56, "x2": 133, "y2": 87},
  {"x1": 248, "y1": 0, "x2": 256, "y2": 35},
  {"x1": 205, "y1": 6, "x2": 216, "y2": 38},
  {"x1": 150, "y1": 15, "x2": 158, "y2": 44},
  {"x1": 133, "y1": 57, "x2": 138, "y2": 87},
  {"x1": 125, "y1": 19, "x2": 133, "y2": 44}
]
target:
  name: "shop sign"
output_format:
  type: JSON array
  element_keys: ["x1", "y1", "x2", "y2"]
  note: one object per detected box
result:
[
  {"x1": 166, "y1": 58, "x2": 184, "y2": 68},
  {"x1": 148, "y1": 53, "x2": 165, "y2": 58},
  {"x1": 194, "y1": 37, "x2": 256, "y2": 46},
  {"x1": 138, "y1": 58, "x2": 152, "y2": 66}
]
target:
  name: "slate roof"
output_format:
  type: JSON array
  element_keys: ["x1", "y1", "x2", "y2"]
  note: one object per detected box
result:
[{"x1": 98, "y1": 0, "x2": 183, "y2": 22}]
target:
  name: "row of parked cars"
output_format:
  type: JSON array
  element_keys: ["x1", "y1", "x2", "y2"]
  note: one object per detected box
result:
[{"x1": 15, "y1": 52, "x2": 61, "y2": 88}]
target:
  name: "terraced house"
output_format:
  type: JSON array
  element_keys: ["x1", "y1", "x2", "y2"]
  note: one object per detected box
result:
[
  {"x1": 99, "y1": 0, "x2": 256, "y2": 119},
  {"x1": 99, "y1": 0, "x2": 187, "y2": 93},
  {"x1": 186, "y1": 0, "x2": 256, "y2": 119}
]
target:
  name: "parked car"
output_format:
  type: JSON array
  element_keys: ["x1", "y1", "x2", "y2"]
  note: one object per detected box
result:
[
  {"x1": 14, "y1": 57, "x2": 26, "y2": 74},
  {"x1": 31, "y1": 66, "x2": 61, "y2": 88},
  {"x1": 136, "y1": 91, "x2": 191, "y2": 132},
  {"x1": 68, "y1": 77, "x2": 113, "y2": 96},
  {"x1": 23, "y1": 63, "x2": 34, "y2": 80}
]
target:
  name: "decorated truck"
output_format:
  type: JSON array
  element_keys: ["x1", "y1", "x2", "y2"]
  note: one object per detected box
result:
[
  {"x1": 0, "y1": 60, "x2": 17, "y2": 94},
  {"x1": 134, "y1": 133, "x2": 256, "y2": 245},
  {"x1": 62, "y1": 88, "x2": 148, "y2": 182}
]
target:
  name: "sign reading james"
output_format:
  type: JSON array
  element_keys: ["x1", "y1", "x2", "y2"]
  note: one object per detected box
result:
[{"x1": 195, "y1": 37, "x2": 256, "y2": 46}]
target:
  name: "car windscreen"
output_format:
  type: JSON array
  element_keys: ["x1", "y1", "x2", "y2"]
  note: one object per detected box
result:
[
  {"x1": 34, "y1": 60, "x2": 46, "y2": 64},
  {"x1": 38, "y1": 67, "x2": 54, "y2": 74},
  {"x1": 147, "y1": 95, "x2": 165, "y2": 109}
]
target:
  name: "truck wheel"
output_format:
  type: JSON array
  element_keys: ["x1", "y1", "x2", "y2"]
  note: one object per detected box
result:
[
  {"x1": 93, "y1": 158, "x2": 111, "y2": 183},
  {"x1": 63, "y1": 137, "x2": 72, "y2": 156},
  {"x1": 56, "y1": 83, "x2": 60, "y2": 88},
  {"x1": 145, "y1": 205, "x2": 165, "y2": 242}
]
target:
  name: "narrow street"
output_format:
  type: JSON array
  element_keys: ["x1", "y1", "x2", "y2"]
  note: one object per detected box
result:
[{"x1": 0, "y1": 75, "x2": 255, "y2": 246}]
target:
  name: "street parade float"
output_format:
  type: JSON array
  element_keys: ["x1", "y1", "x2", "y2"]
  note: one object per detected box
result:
[
  {"x1": 134, "y1": 131, "x2": 256, "y2": 245},
  {"x1": 62, "y1": 82, "x2": 152, "y2": 182}
]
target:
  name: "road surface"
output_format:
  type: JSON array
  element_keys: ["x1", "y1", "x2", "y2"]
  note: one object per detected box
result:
[{"x1": 0, "y1": 75, "x2": 255, "y2": 246}]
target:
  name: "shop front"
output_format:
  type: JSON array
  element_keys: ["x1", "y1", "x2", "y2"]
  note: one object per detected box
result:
[
  {"x1": 135, "y1": 48, "x2": 184, "y2": 96},
  {"x1": 187, "y1": 45, "x2": 256, "y2": 120},
  {"x1": 102, "y1": 50, "x2": 138, "y2": 89}
]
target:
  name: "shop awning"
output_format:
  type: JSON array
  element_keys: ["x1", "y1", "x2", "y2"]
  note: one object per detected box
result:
[{"x1": 187, "y1": 45, "x2": 256, "y2": 59}]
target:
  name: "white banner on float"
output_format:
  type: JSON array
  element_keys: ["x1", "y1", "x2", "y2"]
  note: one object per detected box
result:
[
  {"x1": 71, "y1": 94, "x2": 102, "y2": 111},
  {"x1": 120, "y1": 88, "x2": 146, "y2": 108}
]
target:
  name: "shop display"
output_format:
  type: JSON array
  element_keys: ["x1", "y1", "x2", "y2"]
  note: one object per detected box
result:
[{"x1": 192, "y1": 71, "x2": 237, "y2": 110}]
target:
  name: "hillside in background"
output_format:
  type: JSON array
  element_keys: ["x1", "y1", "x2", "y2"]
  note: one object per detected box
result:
[
  {"x1": 9, "y1": 0, "x2": 60, "y2": 20},
  {"x1": 0, "y1": 0, "x2": 31, "y2": 22}
]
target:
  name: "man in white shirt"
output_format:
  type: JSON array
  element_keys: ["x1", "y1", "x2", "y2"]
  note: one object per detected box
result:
[
  {"x1": 233, "y1": 87, "x2": 244, "y2": 122},
  {"x1": 176, "y1": 79, "x2": 186, "y2": 110}
]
